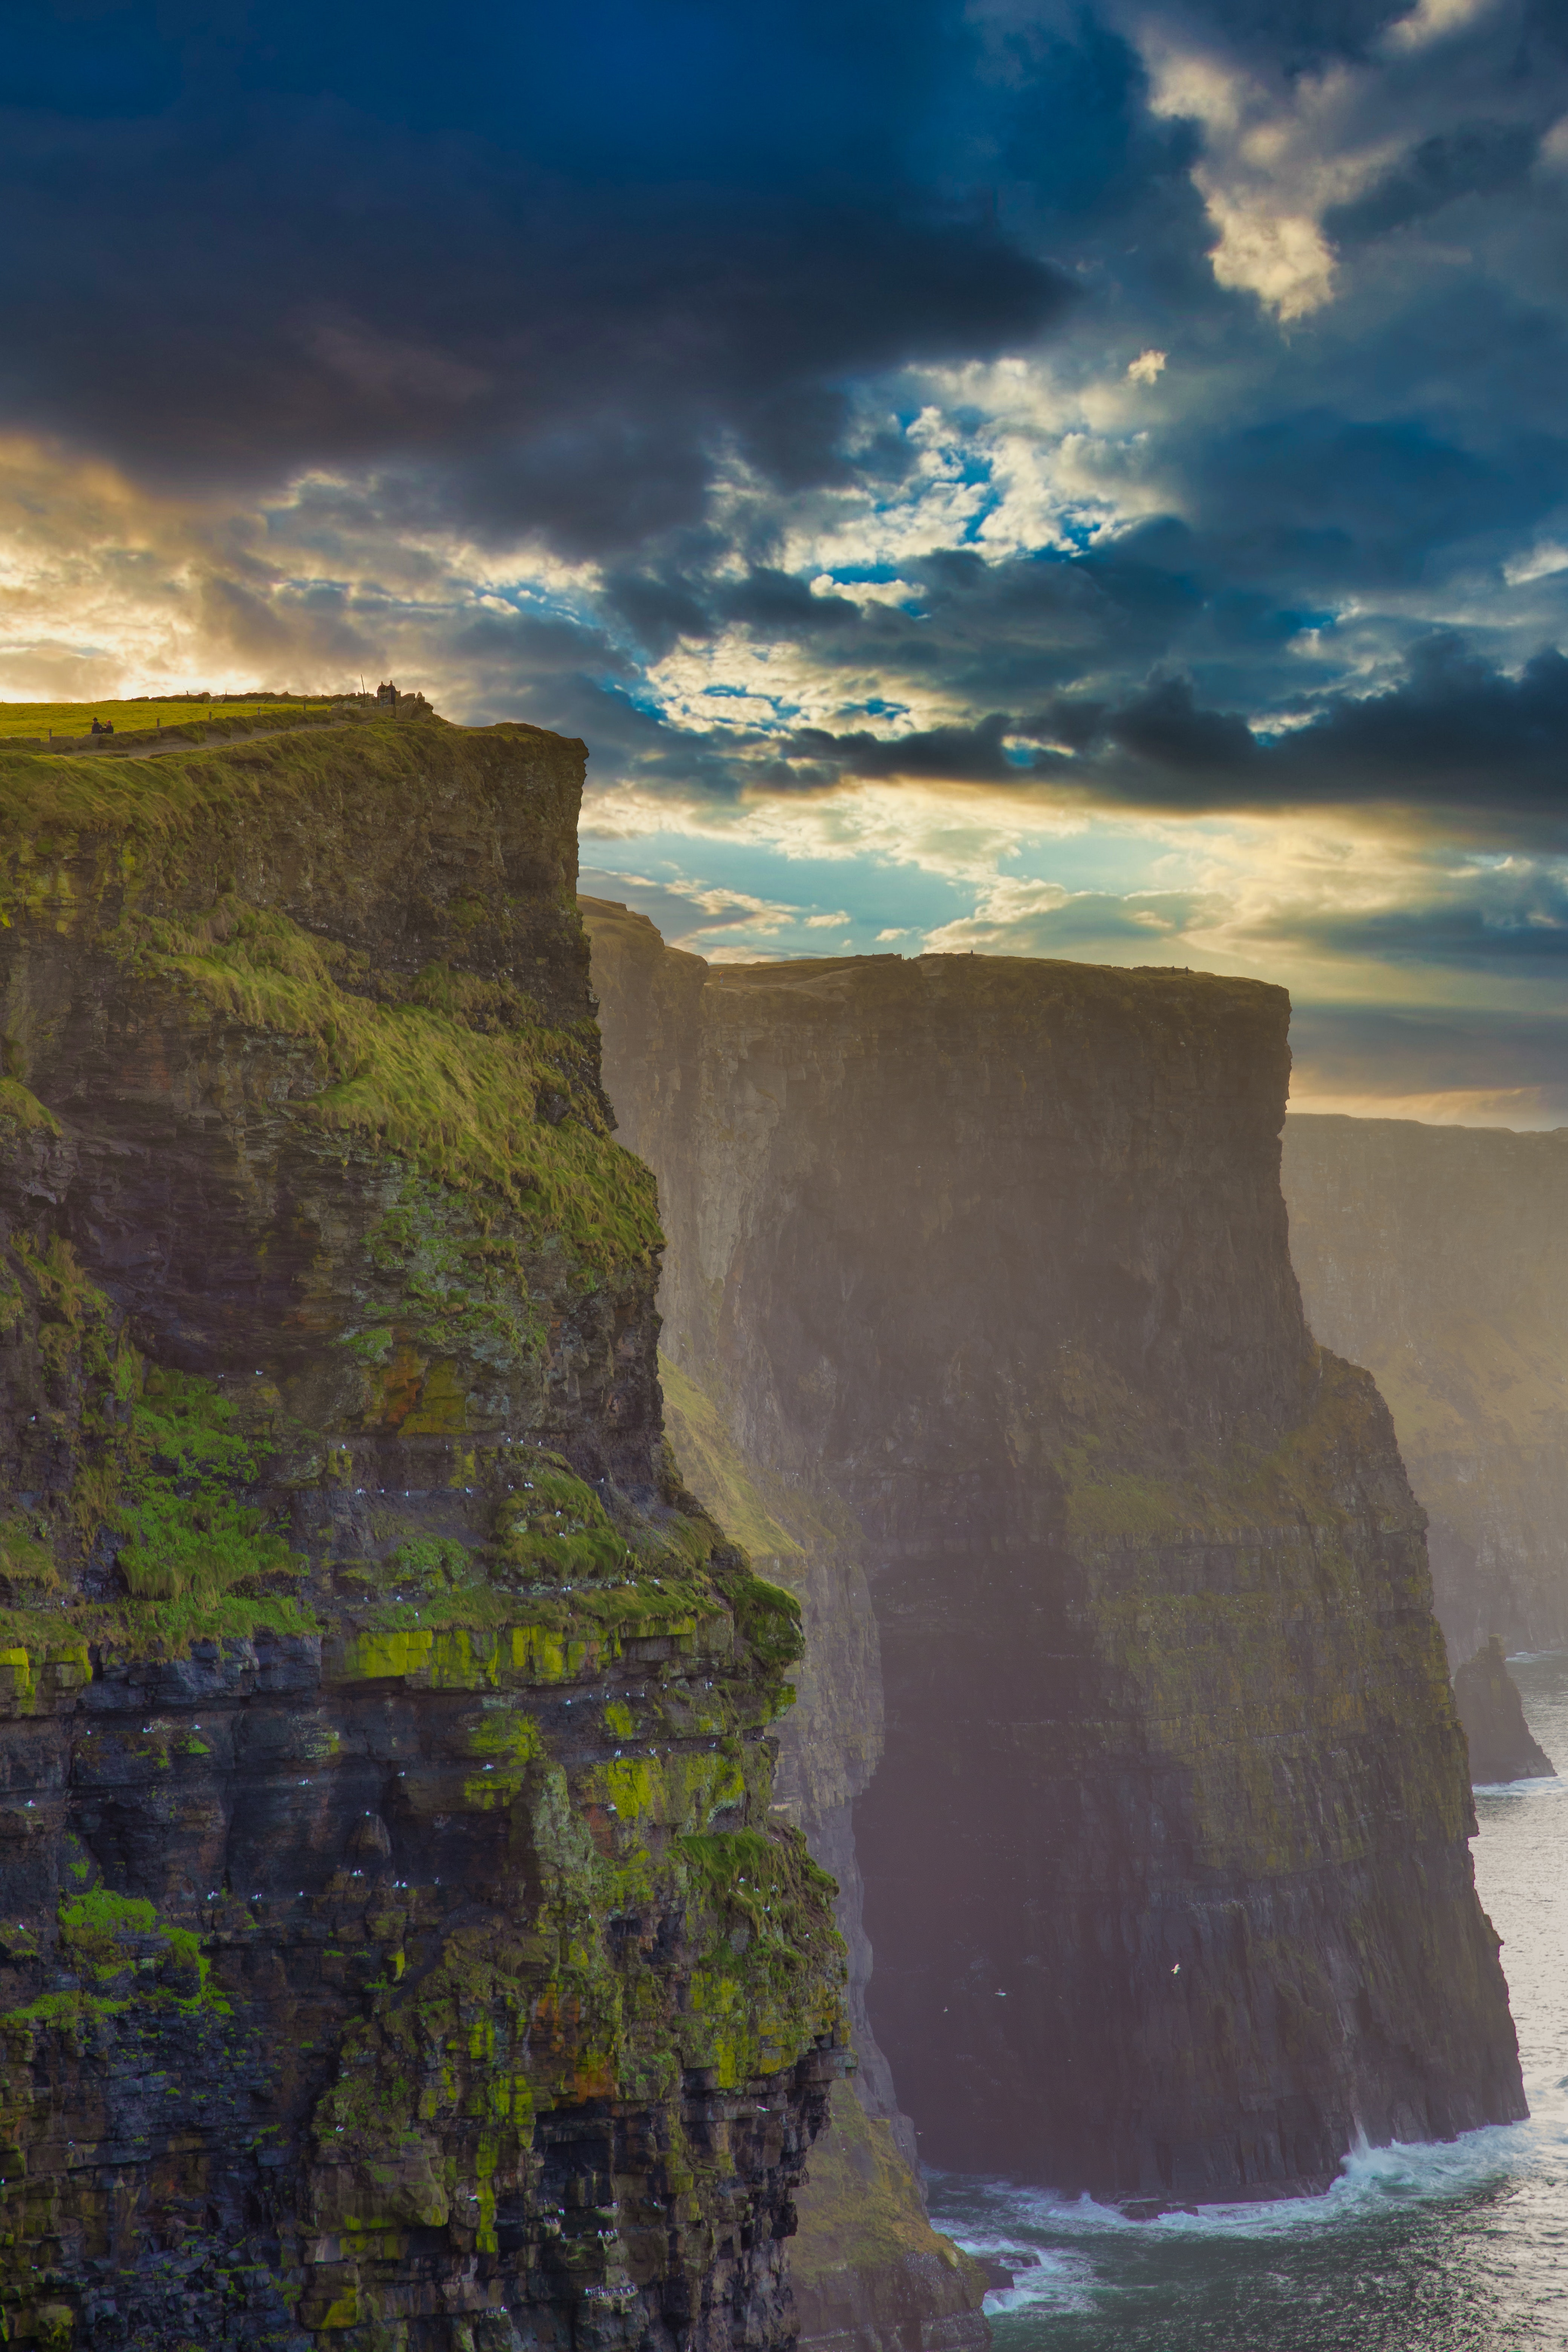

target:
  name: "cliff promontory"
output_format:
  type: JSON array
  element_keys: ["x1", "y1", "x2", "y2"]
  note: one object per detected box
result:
[
  {"x1": 585, "y1": 902, "x2": 1525, "y2": 2208},
  {"x1": 1283, "y1": 1114, "x2": 1568, "y2": 1658},
  {"x1": 0, "y1": 719, "x2": 847, "y2": 2351}
]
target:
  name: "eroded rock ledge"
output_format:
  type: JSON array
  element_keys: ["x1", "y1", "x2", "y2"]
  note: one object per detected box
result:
[{"x1": 0, "y1": 721, "x2": 846, "y2": 2351}]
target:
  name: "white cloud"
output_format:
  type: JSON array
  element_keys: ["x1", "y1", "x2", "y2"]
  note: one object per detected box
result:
[
  {"x1": 1127, "y1": 349, "x2": 1167, "y2": 384},
  {"x1": 1139, "y1": 31, "x2": 1404, "y2": 320},
  {"x1": 645, "y1": 629, "x2": 959, "y2": 738},
  {"x1": 1198, "y1": 195, "x2": 1340, "y2": 322},
  {"x1": 1504, "y1": 541, "x2": 1568, "y2": 586},
  {"x1": 1383, "y1": 0, "x2": 1500, "y2": 54},
  {"x1": 810, "y1": 573, "x2": 920, "y2": 608},
  {"x1": 921, "y1": 875, "x2": 1070, "y2": 949}
]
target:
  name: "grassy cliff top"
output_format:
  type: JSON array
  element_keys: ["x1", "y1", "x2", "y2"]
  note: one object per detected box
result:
[
  {"x1": 0, "y1": 695, "x2": 341, "y2": 741},
  {"x1": 0, "y1": 715, "x2": 659, "y2": 1269},
  {"x1": 0, "y1": 710, "x2": 582, "y2": 853}
]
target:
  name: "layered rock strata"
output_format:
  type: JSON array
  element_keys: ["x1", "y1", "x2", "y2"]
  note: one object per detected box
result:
[
  {"x1": 0, "y1": 723, "x2": 847, "y2": 2352},
  {"x1": 1283, "y1": 1114, "x2": 1568, "y2": 1658},
  {"x1": 585, "y1": 902, "x2": 1525, "y2": 2208},
  {"x1": 1453, "y1": 1640, "x2": 1554, "y2": 1785}
]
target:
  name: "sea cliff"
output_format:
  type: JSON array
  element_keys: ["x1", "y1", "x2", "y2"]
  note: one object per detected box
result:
[
  {"x1": 0, "y1": 718, "x2": 847, "y2": 2352},
  {"x1": 1283, "y1": 1114, "x2": 1568, "y2": 1658},
  {"x1": 585, "y1": 903, "x2": 1525, "y2": 2208}
]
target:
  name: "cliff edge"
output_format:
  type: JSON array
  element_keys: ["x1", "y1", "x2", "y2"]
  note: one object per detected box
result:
[
  {"x1": 585, "y1": 900, "x2": 1525, "y2": 2208},
  {"x1": 0, "y1": 722, "x2": 847, "y2": 2352}
]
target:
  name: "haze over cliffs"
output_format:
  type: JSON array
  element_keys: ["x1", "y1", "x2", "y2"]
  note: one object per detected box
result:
[
  {"x1": 1284, "y1": 1116, "x2": 1568, "y2": 1659},
  {"x1": 586, "y1": 902, "x2": 1525, "y2": 2208},
  {"x1": 0, "y1": 717, "x2": 847, "y2": 2351}
]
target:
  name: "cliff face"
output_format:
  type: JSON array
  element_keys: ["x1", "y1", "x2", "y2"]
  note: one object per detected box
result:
[
  {"x1": 1283, "y1": 1114, "x2": 1568, "y2": 1658},
  {"x1": 0, "y1": 723, "x2": 846, "y2": 2352},
  {"x1": 585, "y1": 902, "x2": 1524, "y2": 2208},
  {"x1": 585, "y1": 907, "x2": 984, "y2": 2344}
]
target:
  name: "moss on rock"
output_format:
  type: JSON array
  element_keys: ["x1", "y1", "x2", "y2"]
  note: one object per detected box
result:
[{"x1": 0, "y1": 717, "x2": 847, "y2": 2352}]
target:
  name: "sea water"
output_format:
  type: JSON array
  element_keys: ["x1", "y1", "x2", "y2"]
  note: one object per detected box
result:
[{"x1": 928, "y1": 1652, "x2": 1568, "y2": 2349}]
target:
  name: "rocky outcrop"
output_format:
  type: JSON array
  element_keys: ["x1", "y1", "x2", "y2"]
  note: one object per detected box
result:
[
  {"x1": 1453, "y1": 1639, "x2": 1554, "y2": 1784},
  {"x1": 0, "y1": 723, "x2": 847, "y2": 2352},
  {"x1": 784, "y1": 2087, "x2": 988, "y2": 2352},
  {"x1": 1283, "y1": 1114, "x2": 1568, "y2": 1659},
  {"x1": 585, "y1": 902, "x2": 1525, "y2": 2209}
]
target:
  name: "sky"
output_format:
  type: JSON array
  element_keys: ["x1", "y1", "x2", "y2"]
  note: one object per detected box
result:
[{"x1": 6, "y1": 0, "x2": 1568, "y2": 1121}]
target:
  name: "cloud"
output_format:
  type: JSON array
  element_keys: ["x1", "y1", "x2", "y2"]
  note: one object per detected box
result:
[
  {"x1": 772, "y1": 635, "x2": 1568, "y2": 825},
  {"x1": 1503, "y1": 541, "x2": 1568, "y2": 587},
  {"x1": 1136, "y1": 0, "x2": 1556, "y2": 323},
  {"x1": 0, "y1": 1, "x2": 1071, "y2": 557},
  {"x1": 1139, "y1": 34, "x2": 1388, "y2": 318},
  {"x1": 1383, "y1": 0, "x2": 1501, "y2": 55},
  {"x1": 7, "y1": 0, "x2": 1568, "y2": 1115},
  {"x1": 1289, "y1": 1001, "x2": 1568, "y2": 1125}
]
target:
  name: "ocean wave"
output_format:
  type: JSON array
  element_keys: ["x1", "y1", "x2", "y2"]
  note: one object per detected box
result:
[{"x1": 931, "y1": 2113, "x2": 1547, "y2": 2303}]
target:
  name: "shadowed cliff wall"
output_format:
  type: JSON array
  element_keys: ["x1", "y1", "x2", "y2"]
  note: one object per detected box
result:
[
  {"x1": 1283, "y1": 1114, "x2": 1568, "y2": 1659},
  {"x1": 585, "y1": 900, "x2": 1524, "y2": 2209},
  {"x1": 0, "y1": 724, "x2": 848, "y2": 2352},
  {"x1": 653, "y1": 1361, "x2": 989, "y2": 2352}
]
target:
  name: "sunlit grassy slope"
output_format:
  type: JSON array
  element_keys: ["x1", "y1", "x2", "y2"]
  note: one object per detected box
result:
[{"x1": 0, "y1": 697, "x2": 343, "y2": 740}]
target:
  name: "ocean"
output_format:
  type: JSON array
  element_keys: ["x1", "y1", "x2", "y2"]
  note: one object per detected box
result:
[{"x1": 929, "y1": 1651, "x2": 1568, "y2": 2349}]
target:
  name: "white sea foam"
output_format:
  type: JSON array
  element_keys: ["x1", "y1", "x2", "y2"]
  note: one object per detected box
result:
[
  {"x1": 935, "y1": 2110, "x2": 1548, "y2": 2311},
  {"x1": 930, "y1": 1666, "x2": 1568, "y2": 2340}
]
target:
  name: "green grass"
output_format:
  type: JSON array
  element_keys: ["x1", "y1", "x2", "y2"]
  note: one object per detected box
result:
[
  {"x1": 492, "y1": 1457, "x2": 639, "y2": 1585},
  {"x1": 53, "y1": 1886, "x2": 222, "y2": 2011},
  {"x1": 141, "y1": 901, "x2": 660, "y2": 1274},
  {"x1": 0, "y1": 696, "x2": 343, "y2": 741},
  {"x1": 0, "y1": 707, "x2": 413, "y2": 853},
  {"x1": 116, "y1": 1369, "x2": 298, "y2": 1604}
]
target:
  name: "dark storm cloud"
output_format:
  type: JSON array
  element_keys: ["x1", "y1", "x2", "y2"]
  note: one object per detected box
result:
[
  {"x1": 789, "y1": 713, "x2": 1033, "y2": 786},
  {"x1": 1326, "y1": 121, "x2": 1540, "y2": 243},
  {"x1": 777, "y1": 636, "x2": 1568, "y2": 826},
  {"x1": 0, "y1": 0, "x2": 1069, "y2": 552},
  {"x1": 1114, "y1": 637, "x2": 1568, "y2": 819},
  {"x1": 12, "y1": 0, "x2": 1568, "y2": 899}
]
